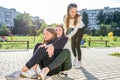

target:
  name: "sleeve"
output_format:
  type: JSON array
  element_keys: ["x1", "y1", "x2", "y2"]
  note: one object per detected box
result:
[
  {"x1": 66, "y1": 17, "x2": 85, "y2": 38},
  {"x1": 52, "y1": 36, "x2": 68, "y2": 50},
  {"x1": 63, "y1": 25, "x2": 67, "y2": 35}
]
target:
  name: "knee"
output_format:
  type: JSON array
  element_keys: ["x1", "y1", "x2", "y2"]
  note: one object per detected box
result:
[
  {"x1": 35, "y1": 43, "x2": 42, "y2": 47},
  {"x1": 62, "y1": 49, "x2": 70, "y2": 56},
  {"x1": 75, "y1": 44, "x2": 80, "y2": 48},
  {"x1": 35, "y1": 43, "x2": 42, "y2": 49},
  {"x1": 63, "y1": 49, "x2": 70, "y2": 53}
]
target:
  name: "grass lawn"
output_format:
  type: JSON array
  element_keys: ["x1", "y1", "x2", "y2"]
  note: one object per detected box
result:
[
  {"x1": 110, "y1": 52, "x2": 120, "y2": 57},
  {"x1": 0, "y1": 34, "x2": 44, "y2": 50},
  {"x1": 83, "y1": 36, "x2": 120, "y2": 48},
  {"x1": 0, "y1": 35, "x2": 120, "y2": 50}
]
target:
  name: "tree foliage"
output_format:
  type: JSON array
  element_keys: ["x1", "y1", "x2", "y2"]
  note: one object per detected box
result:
[
  {"x1": 82, "y1": 11, "x2": 88, "y2": 28},
  {"x1": 0, "y1": 24, "x2": 10, "y2": 36},
  {"x1": 96, "y1": 11, "x2": 120, "y2": 36},
  {"x1": 97, "y1": 11, "x2": 120, "y2": 27},
  {"x1": 13, "y1": 12, "x2": 33, "y2": 35},
  {"x1": 36, "y1": 22, "x2": 48, "y2": 35}
]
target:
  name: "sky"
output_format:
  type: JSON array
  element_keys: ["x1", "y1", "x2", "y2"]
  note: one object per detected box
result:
[{"x1": 0, "y1": 0, "x2": 120, "y2": 24}]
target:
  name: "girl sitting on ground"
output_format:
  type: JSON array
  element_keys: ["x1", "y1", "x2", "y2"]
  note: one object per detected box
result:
[{"x1": 21, "y1": 26, "x2": 72, "y2": 80}]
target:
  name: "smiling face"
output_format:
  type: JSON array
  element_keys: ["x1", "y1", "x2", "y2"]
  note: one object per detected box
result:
[
  {"x1": 69, "y1": 7, "x2": 77, "y2": 18},
  {"x1": 43, "y1": 30, "x2": 53, "y2": 41},
  {"x1": 55, "y1": 27, "x2": 63, "y2": 37}
]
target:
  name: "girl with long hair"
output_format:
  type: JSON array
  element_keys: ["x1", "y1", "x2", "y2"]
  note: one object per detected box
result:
[{"x1": 63, "y1": 3, "x2": 85, "y2": 69}]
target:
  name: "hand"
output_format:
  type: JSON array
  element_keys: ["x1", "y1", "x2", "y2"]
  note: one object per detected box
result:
[{"x1": 46, "y1": 44, "x2": 54, "y2": 57}]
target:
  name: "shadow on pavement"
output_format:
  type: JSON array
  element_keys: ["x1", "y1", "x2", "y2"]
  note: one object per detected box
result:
[{"x1": 81, "y1": 67, "x2": 98, "y2": 80}]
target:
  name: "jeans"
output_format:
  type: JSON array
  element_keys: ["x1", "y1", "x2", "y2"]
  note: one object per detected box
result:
[{"x1": 47, "y1": 49, "x2": 72, "y2": 75}]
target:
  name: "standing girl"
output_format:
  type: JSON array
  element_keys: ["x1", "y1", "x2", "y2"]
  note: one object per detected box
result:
[{"x1": 63, "y1": 3, "x2": 85, "y2": 68}]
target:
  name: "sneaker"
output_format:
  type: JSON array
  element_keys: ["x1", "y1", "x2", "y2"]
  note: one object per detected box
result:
[
  {"x1": 37, "y1": 67, "x2": 49, "y2": 80},
  {"x1": 20, "y1": 68, "x2": 37, "y2": 79},
  {"x1": 5, "y1": 71, "x2": 20, "y2": 80},
  {"x1": 75, "y1": 61, "x2": 82, "y2": 69},
  {"x1": 73, "y1": 57, "x2": 78, "y2": 66}
]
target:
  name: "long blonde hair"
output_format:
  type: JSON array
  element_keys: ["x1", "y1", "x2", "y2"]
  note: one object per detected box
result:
[
  {"x1": 64, "y1": 3, "x2": 80, "y2": 28},
  {"x1": 43, "y1": 28, "x2": 56, "y2": 44}
]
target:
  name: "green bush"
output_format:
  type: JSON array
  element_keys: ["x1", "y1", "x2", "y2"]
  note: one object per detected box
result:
[
  {"x1": 113, "y1": 36, "x2": 118, "y2": 41},
  {"x1": 0, "y1": 24, "x2": 10, "y2": 36}
]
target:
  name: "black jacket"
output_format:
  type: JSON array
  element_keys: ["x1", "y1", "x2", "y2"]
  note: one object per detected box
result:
[{"x1": 52, "y1": 36, "x2": 68, "y2": 50}]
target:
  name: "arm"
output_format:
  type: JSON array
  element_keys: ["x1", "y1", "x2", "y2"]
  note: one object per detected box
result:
[
  {"x1": 52, "y1": 36, "x2": 68, "y2": 50},
  {"x1": 66, "y1": 18, "x2": 85, "y2": 38},
  {"x1": 63, "y1": 15, "x2": 67, "y2": 34},
  {"x1": 66, "y1": 26, "x2": 78, "y2": 38},
  {"x1": 46, "y1": 36, "x2": 68, "y2": 57}
]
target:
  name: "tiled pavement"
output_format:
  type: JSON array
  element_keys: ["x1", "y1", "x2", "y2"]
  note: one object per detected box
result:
[{"x1": 0, "y1": 47, "x2": 120, "y2": 80}]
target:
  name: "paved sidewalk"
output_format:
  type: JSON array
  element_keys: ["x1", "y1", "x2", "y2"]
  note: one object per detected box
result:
[{"x1": 0, "y1": 47, "x2": 120, "y2": 80}]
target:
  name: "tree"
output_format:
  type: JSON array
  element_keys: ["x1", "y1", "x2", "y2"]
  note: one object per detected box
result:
[
  {"x1": 97, "y1": 11, "x2": 120, "y2": 36},
  {"x1": 113, "y1": 11, "x2": 120, "y2": 28},
  {"x1": 32, "y1": 18, "x2": 43, "y2": 29},
  {"x1": 99, "y1": 24, "x2": 111, "y2": 36},
  {"x1": 110, "y1": 22, "x2": 117, "y2": 36},
  {"x1": 37, "y1": 22, "x2": 48, "y2": 35},
  {"x1": 82, "y1": 11, "x2": 88, "y2": 28},
  {"x1": 0, "y1": 24, "x2": 10, "y2": 36},
  {"x1": 13, "y1": 12, "x2": 33, "y2": 35},
  {"x1": 97, "y1": 10, "x2": 104, "y2": 24},
  {"x1": 50, "y1": 23, "x2": 57, "y2": 28}
]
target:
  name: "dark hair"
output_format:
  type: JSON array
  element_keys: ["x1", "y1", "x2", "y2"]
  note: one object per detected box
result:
[
  {"x1": 56, "y1": 25, "x2": 65, "y2": 36},
  {"x1": 43, "y1": 28, "x2": 56, "y2": 44},
  {"x1": 65, "y1": 3, "x2": 80, "y2": 28},
  {"x1": 67, "y1": 3, "x2": 78, "y2": 11}
]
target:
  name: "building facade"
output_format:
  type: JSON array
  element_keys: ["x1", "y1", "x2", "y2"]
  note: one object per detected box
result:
[
  {"x1": 79, "y1": 7, "x2": 120, "y2": 30},
  {"x1": 32, "y1": 16, "x2": 44, "y2": 24},
  {"x1": 0, "y1": 6, "x2": 20, "y2": 28},
  {"x1": 0, "y1": 6, "x2": 44, "y2": 29}
]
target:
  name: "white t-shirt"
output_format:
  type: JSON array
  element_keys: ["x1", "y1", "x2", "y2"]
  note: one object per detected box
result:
[{"x1": 63, "y1": 16, "x2": 85, "y2": 38}]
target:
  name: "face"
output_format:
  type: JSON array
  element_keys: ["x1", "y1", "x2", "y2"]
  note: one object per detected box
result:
[
  {"x1": 43, "y1": 30, "x2": 53, "y2": 41},
  {"x1": 69, "y1": 7, "x2": 77, "y2": 18},
  {"x1": 55, "y1": 27, "x2": 63, "y2": 37}
]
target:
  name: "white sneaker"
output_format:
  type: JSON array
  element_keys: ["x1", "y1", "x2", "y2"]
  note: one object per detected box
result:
[
  {"x1": 5, "y1": 71, "x2": 20, "y2": 80},
  {"x1": 75, "y1": 61, "x2": 82, "y2": 69},
  {"x1": 37, "y1": 67, "x2": 49, "y2": 80},
  {"x1": 73, "y1": 57, "x2": 78, "y2": 66},
  {"x1": 20, "y1": 68, "x2": 37, "y2": 79}
]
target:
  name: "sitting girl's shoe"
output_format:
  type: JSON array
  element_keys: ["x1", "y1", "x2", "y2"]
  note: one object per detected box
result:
[
  {"x1": 37, "y1": 67, "x2": 50, "y2": 80},
  {"x1": 20, "y1": 68, "x2": 37, "y2": 79},
  {"x1": 5, "y1": 71, "x2": 20, "y2": 80},
  {"x1": 58, "y1": 71, "x2": 68, "y2": 77}
]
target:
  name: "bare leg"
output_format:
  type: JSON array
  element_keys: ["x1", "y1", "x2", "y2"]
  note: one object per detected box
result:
[
  {"x1": 21, "y1": 66, "x2": 29, "y2": 72},
  {"x1": 38, "y1": 67, "x2": 50, "y2": 80}
]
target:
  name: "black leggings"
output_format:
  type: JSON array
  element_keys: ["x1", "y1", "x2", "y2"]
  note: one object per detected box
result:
[
  {"x1": 26, "y1": 43, "x2": 62, "y2": 69},
  {"x1": 71, "y1": 27, "x2": 84, "y2": 61}
]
